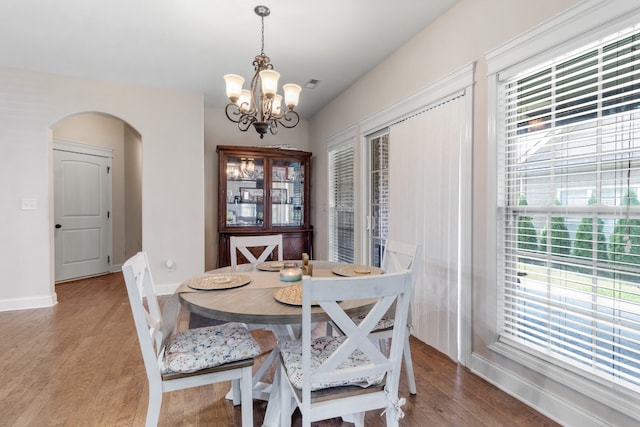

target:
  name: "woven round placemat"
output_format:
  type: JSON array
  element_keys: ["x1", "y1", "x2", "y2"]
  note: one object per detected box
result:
[
  {"x1": 184, "y1": 274, "x2": 251, "y2": 290},
  {"x1": 274, "y1": 285, "x2": 318, "y2": 306},
  {"x1": 256, "y1": 261, "x2": 286, "y2": 271},
  {"x1": 331, "y1": 265, "x2": 384, "y2": 277}
]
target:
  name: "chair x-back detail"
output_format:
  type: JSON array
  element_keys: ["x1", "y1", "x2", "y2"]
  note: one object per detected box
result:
[
  {"x1": 374, "y1": 240, "x2": 420, "y2": 395},
  {"x1": 229, "y1": 234, "x2": 298, "y2": 341},
  {"x1": 278, "y1": 270, "x2": 414, "y2": 427},
  {"x1": 122, "y1": 252, "x2": 260, "y2": 427},
  {"x1": 230, "y1": 234, "x2": 283, "y2": 266}
]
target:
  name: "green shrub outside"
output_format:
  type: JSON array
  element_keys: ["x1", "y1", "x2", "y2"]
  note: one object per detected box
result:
[
  {"x1": 610, "y1": 189, "x2": 640, "y2": 282},
  {"x1": 517, "y1": 195, "x2": 538, "y2": 259},
  {"x1": 572, "y1": 195, "x2": 609, "y2": 274},
  {"x1": 539, "y1": 200, "x2": 571, "y2": 270}
]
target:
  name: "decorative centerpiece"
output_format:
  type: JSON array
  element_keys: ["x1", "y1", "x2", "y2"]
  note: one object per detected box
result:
[
  {"x1": 301, "y1": 252, "x2": 312, "y2": 276},
  {"x1": 280, "y1": 261, "x2": 302, "y2": 282}
]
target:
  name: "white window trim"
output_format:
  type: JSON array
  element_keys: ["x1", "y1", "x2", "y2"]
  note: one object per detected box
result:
[
  {"x1": 483, "y1": 0, "x2": 640, "y2": 423},
  {"x1": 359, "y1": 63, "x2": 475, "y2": 135},
  {"x1": 327, "y1": 126, "x2": 357, "y2": 151}
]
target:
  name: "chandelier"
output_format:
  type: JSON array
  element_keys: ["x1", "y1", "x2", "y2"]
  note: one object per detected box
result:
[{"x1": 224, "y1": 5, "x2": 301, "y2": 139}]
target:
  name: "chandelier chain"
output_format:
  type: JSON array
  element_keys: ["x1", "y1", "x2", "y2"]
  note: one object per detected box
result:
[{"x1": 260, "y1": 15, "x2": 265, "y2": 55}]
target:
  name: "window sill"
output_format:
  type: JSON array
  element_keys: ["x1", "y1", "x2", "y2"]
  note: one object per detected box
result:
[{"x1": 488, "y1": 339, "x2": 640, "y2": 421}]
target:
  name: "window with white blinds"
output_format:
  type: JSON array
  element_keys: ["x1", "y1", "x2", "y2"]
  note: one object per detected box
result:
[
  {"x1": 328, "y1": 142, "x2": 355, "y2": 263},
  {"x1": 499, "y1": 27, "x2": 640, "y2": 393}
]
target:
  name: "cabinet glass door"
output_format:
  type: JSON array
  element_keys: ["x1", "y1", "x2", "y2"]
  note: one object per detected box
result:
[
  {"x1": 225, "y1": 156, "x2": 265, "y2": 227},
  {"x1": 271, "y1": 158, "x2": 305, "y2": 226}
]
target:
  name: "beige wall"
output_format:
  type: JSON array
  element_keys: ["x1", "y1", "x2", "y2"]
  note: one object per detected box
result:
[
  {"x1": 124, "y1": 124, "x2": 142, "y2": 260},
  {"x1": 0, "y1": 67, "x2": 204, "y2": 308}
]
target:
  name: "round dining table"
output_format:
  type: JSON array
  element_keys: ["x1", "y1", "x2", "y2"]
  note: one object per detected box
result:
[
  {"x1": 178, "y1": 260, "x2": 374, "y2": 325},
  {"x1": 176, "y1": 260, "x2": 378, "y2": 427}
]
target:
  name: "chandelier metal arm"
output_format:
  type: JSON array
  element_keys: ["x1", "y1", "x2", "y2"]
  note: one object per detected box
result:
[
  {"x1": 276, "y1": 110, "x2": 300, "y2": 129},
  {"x1": 224, "y1": 103, "x2": 255, "y2": 132}
]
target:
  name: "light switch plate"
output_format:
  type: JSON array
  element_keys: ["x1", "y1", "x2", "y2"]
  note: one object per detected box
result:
[{"x1": 21, "y1": 198, "x2": 37, "y2": 210}]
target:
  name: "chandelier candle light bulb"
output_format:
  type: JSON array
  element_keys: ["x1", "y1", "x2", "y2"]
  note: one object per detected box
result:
[
  {"x1": 273, "y1": 94, "x2": 283, "y2": 115},
  {"x1": 259, "y1": 70, "x2": 280, "y2": 98},
  {"x1": 223, "y1": 5, "x2": 301, "y2": 139},
  {"x1": 223, "y1": 74, "x2": 244, "y2": 103},
  {"x1": 283, "y1": 83, "x2": 301, "y2": 109}
]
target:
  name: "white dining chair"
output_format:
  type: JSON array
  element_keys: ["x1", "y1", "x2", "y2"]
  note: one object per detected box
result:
[
  {"x1": 346, "y1": 240, "x2": 419, "y2": 395},
  {"x1": 372, "y1": 240, "x2": 420, "y2": 395},
  {"x1": 278, "y1": 269, "x2": 414, "y2": 427},
  {"x1": 229, "y1": 234, "x2": 297, "y2": 343},
  {"x1": 122, "y1": 252, "x2": 261, "y2": 427},
  {"x1": 230, "y1": 234, "x2": 283, "y2": 266}
]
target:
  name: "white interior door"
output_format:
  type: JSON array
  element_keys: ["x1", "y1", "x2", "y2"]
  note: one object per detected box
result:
[{"x1": 54, "y1": 146, "x2": 112, "y2": 281}]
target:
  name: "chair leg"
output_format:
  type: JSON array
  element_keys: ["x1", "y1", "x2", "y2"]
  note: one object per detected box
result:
[
  {"x1": 279, "y1": 365, "x2": 292, "y2": 427},
  {"x1": 240, "y1": 366, "x2": 253, "y2": 427},
  {"x1": 352, "y1": 412, "x2": 365, "y2": 427},
  {"x1": 385, "y1": 408, "x2": 400, "y2": 427},
  {"x1": 146, "y1": 386, "x2": 163, "y2": 427},
  {"x1": 325, "y1": 320, "x2": 336, "y2": 336},
  {"x1": 230, "y1": 378, "x2": 241, "y2": 405},
  {"x1": 403, "y1": 327, "x2": 417, "y2": 395},
  {"x1": 252, "y1": 343, "x2": 279, "y2": 388}
]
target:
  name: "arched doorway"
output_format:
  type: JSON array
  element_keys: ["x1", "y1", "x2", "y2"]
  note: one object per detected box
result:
[{"x1": 52, "y1": 112, "x2": 142, "y2": 282}]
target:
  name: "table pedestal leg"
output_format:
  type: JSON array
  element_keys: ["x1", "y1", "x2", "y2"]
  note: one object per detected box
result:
[
  {"x1": 225, "y1": 324, "x2": 294, "y2": 403},
  {"x1": 225, "y1": 342, "x2": 278, "y2": 402},
  {"x1": 261, "y1": 362, "x2": 282, "y2": 427}
]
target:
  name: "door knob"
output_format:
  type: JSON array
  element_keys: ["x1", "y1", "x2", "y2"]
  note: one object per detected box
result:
[{"x1": 55, "y1": 224, "x2": 62, "y2": 229}]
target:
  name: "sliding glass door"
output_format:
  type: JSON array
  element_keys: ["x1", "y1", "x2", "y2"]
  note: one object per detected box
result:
[{"x1": 366, "y1": 130, "x2": 390, "y2": 267}]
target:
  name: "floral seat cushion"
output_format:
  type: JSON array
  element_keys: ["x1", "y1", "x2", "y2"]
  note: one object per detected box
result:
[
  {"x1": 162, "y1": 322, "x2": 261, "y2": 374},
  {"x1": 352, "y1": 314, "x2": 395, "y2": 330},
  {"x1": 280, "y1": 335, "x2": 385, "y2": 390}
]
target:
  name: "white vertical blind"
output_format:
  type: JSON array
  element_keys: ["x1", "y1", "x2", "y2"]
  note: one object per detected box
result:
[
  {"x1": 389, "y1": 95, "x2": 466, "y2": 361},
  {"x1": 498, "y1": 27, "x2": 640, "y2": 393},
  {"x1": 328, "y1": 142, "x2": 355, "y2": 263}
]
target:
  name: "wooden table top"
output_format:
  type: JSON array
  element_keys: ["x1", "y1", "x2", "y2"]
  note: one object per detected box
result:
[{"x1": 177, "y1": 261, "x2": 375, "y2": 325}]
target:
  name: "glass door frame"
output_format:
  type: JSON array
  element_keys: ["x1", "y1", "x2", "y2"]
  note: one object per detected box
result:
[
  {"x1": 269, "y1": 156, "x2": 306, "y2": 228},
  {"x1": 224, "y1": 154, "x2": 266, "y2": 229},
  {"x1": 365, "y1": 128, "x2": 390, "y2": 268}
]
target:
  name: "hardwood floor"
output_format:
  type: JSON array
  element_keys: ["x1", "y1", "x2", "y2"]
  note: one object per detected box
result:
[{"x1": 0, "y1": 273, "x2": 560, "y2": 427}]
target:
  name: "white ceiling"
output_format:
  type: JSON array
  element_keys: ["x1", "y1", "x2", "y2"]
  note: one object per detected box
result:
[{"x1": 0, "y1": 0, "x2": 458, "y2": 119}]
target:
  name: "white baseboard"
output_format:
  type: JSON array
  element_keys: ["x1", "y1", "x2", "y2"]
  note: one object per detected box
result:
[
  {"x1": 113, "y1": 263, "x2": 178, "y2": 296},
  {"x1": 155, "y1": 282, "x2": 180, "y2": 296},
  {"x1": 469, "y1": 353, "x2": 608, "y2": 427},
  {"x1": 0, "y1": 293, "x2": 57, "y2": 312},
  {"x1": 0, "y1": 282, "x2": 176, "y2": 311}
]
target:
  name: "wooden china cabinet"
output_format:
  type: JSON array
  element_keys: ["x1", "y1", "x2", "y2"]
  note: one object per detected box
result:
[{"x1": 216, "y1": 145, "x2": 313, "y2": 267}]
